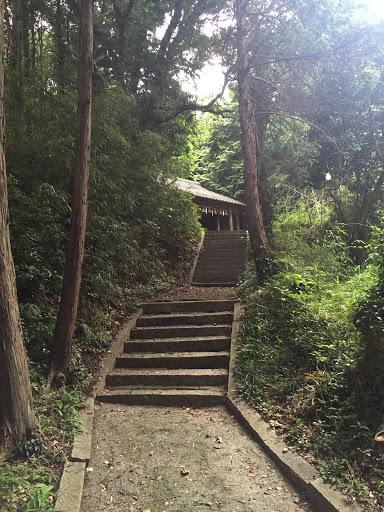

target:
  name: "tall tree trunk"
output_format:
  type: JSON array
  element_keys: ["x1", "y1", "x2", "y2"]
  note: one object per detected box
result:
[
  {"x1": 49, "y1": 0, "x2": 93, "y2": 386},
  {"x1": 0, "y1": 0, "x2": 37, "y2": 454},
  {"x1": 234, "y1": 0, "x2": 271, "y2": 282}
]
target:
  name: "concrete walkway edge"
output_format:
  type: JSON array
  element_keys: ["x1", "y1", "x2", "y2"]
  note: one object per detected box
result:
[{"x1": 54, "y1": 310, "x2": 143, "y2": 512}]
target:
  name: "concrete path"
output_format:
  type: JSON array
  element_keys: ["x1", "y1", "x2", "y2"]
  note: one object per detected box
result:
[{"x1": 81, "y1": 404, "x2": 312, "y2": 512}]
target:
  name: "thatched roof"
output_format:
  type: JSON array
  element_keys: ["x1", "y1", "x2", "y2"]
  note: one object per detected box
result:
[{"x1": 175, "y1": 178, "x2": 245, "y2": 207}]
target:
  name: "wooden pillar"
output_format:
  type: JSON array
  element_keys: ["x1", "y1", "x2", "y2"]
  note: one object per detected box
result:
[
  {"x1": 229, "y1": 209, "x2": 233, "y2": 231},
  {"x1": 216, "y1": 214, "x2": 220, "y2": 231},
  {"x1": 235, "y1": 212, "x2": 240, "y2": 230}
]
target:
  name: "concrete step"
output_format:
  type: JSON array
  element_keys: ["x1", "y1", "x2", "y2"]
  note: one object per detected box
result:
[
  {"x1": 205, "y1": 231, "x2": 247, "y2": 237},
  {"x1": 197, "y1": 251, "x2": 246, "y2": 258},
  {"x1": 142, "y1": 300, "x2": 235, "y2": 315},
  {"x1": 202, "y1": 240, "x2": 247, "y2": 246},
  {"x1": 106, "y1": 368, "x2": 229, "y2": 387},
  {"x1": 202, "y1": 244, "x2": 246, "y2": 251},
  {"x1": 194, "y1": 263, "x2": 244, "y2": 270},
  {"x1": 195, "y1": 267, "x2": 243, "y2": 276},
  {"x1": 136, "y1": 311, "x2": 233, "y2": 328},
  {"x1": 116, "y1": 351, "x2": 230, "y2": 369},
  {"x1": 192, "y1": 282, "x2": 238, "y2": 287},
  {"x1": 130, "y1": 324, "x2": 231, "y2": 339},
  {"x1": 202, "y1": 244, "x2": 245, "y2": 249},
  {"x1": 96, "y1": 388, "x2": 227, "y2": 406},
  {"x1": 124, "y1": 336, "x2": 231, "y2": 353},
  {"x1": 195, "y1": 260, "x2": 245, "y2": 268},
  {"x1": 193, "y1": 275, "x2": 241, "y2": 283}
]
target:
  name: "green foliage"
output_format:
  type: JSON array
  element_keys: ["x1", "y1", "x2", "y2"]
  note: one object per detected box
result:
[
  {"x1": 0, "y1": 458, "x2": 56, "y2": 512},
  {"x1": 192, "y1": 106, "x2": 244, "y2": 200},
  {"x1": 7, "y1": 177, "x2": 66, "y2": 302},
  {"x1": 236, "y1": 214, "x2": 383, "y2": 507}
]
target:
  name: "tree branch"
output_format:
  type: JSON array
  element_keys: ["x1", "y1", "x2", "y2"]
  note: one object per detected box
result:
[{"x1": 151, "y1": 69, "x2": 233, "y2": 126}]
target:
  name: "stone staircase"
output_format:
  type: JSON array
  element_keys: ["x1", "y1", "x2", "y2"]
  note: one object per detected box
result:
[
  {"x1": 97, "y1": 300, "x2": 236, "y2": 407},
  {"x1": 192, "y1": 230, "x2": 247, "y2": 287}
]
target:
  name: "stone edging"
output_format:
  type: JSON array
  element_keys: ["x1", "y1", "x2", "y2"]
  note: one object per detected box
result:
[
  {"x1": 54, "y1": 309, "x2": 143, "y2": 512},
  {"x1": 55, "y1": 300, "x2": 363, "y2": 512}
]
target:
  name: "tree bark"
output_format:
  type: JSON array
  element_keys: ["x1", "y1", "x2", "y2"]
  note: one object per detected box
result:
[
  {"x1": 0, "y1": 0, "x2": 37, "y2": 454},
  {"x1": 49, "y1": 0, "x2": 93, "y2": 386},
  {"x1": 234, "y1": 0, "x2": 271, "y2": 282}
]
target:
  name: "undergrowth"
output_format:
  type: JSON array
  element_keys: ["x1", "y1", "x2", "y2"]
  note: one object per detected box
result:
[
  {"x1": 0, "y1": 458, "x2": 57, "y2": 512},
  {"x1": 236, "y1": 212, "x2": 384, "y2": 510},
  {"x1": 0, "y1": 365, "x2": 87, "y2": 512},
  {"x1": 2, "y1": 183, "x2": 201, "y2": 510}
]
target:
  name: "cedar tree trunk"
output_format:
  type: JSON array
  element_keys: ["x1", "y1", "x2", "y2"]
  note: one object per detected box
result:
[
  {"x1": 0, "y1": 0, "x2": 37, "y2": 454},
  {"x1": 49, "y1": 0, "x2": 93, "y2": 386},
  {"x1": 235, "y1": 0, "x2": 271, "y2": 282}
]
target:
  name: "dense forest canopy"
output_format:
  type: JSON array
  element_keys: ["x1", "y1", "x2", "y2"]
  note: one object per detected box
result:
[{"x1": 2, "y1": 0, "x2": 384, "y2": 509}]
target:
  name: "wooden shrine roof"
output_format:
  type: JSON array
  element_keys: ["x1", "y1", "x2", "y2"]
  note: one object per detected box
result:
[{"x1": 175, "y1": 178, "x2": 245, "y2": 207}]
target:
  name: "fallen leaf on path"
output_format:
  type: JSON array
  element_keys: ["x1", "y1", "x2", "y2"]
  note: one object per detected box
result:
[
  {"x1": 205, "y1": 502, "x2": 213, "y2": 507},
  {"x1": 152, "y1": 475, "x2": 162, "y2": 481},
  {"x1": 247, "y1": 473, "x2": 256, "y2": 477},
  {"x1": 181, "y1": 467, "x2": 189, "y2": 476}
]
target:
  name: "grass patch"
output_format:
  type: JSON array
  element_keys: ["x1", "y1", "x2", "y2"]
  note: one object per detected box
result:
[{"x1": 236, "y1": 225, "x2": 384, "y2": 509}]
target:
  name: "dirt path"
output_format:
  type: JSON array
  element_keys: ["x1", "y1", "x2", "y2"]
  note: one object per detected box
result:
[
  {"x1": 81, "y1": 404, "x2": 312, "y2": 512},
  {"x1": 150, "y1": 284, "x2": 237, "y2": 302}
]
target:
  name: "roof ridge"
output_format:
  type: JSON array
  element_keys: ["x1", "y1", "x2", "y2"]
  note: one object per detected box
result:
[{"x1": 174, "y1": 178, "x2": 245, "y2": 206}]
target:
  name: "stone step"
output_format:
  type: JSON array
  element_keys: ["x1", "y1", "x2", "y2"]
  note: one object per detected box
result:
[
  {"x1": 205, "y1": 231, "x2": 247, "y2": 237},
  {"x1": 197, "y1": 251, "x2": 246, "y2": 258},
  {"x1": 192, "y1": 278, "x2": 241, "y2": 285},
  {"x1": 115, "y1": 351, "x2": 230, "y2": 369},
  {"x1": 130, "y1": 324, "x2": 231, "y2": 339},
  {"x1": 197, "y1": 260, "x2": 244, "y2": 267},
  {"x1": 193, "y1": 275, "x2": 241, "y2": 283},
  {"x1": 195, "y1": 263, "x2": 244, "y2": 270},
  {"x1": 200, "y1": 247, "x2": 246, "y2": 253},
  {"x1": 192, "y1": 282, "x2": 238, "y2": 287},
  {"x1": 96, "y1": 388, "x2": 227, "y2": 406},
  {"x1": 124, "y1": 336, "x2": 231, "y2": 353},
  {"x1": 142, "y1": 300, "x2": 235, "y2": 315},
  {"x1": 136, "y1": 311, "x2": 233, "y2": 327},
  {"x1": 202, "y1": 240, "x2": 247, "y2": 246},
  {"x1": 202, "y1": 245, "x2": 246, "y2": 251},
  {"x1": 106, "y1": 368, "x2": 228, "y2": 387},
  {"x1": 194, "y1": 267, "x2": 243, "y2": 276}
]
